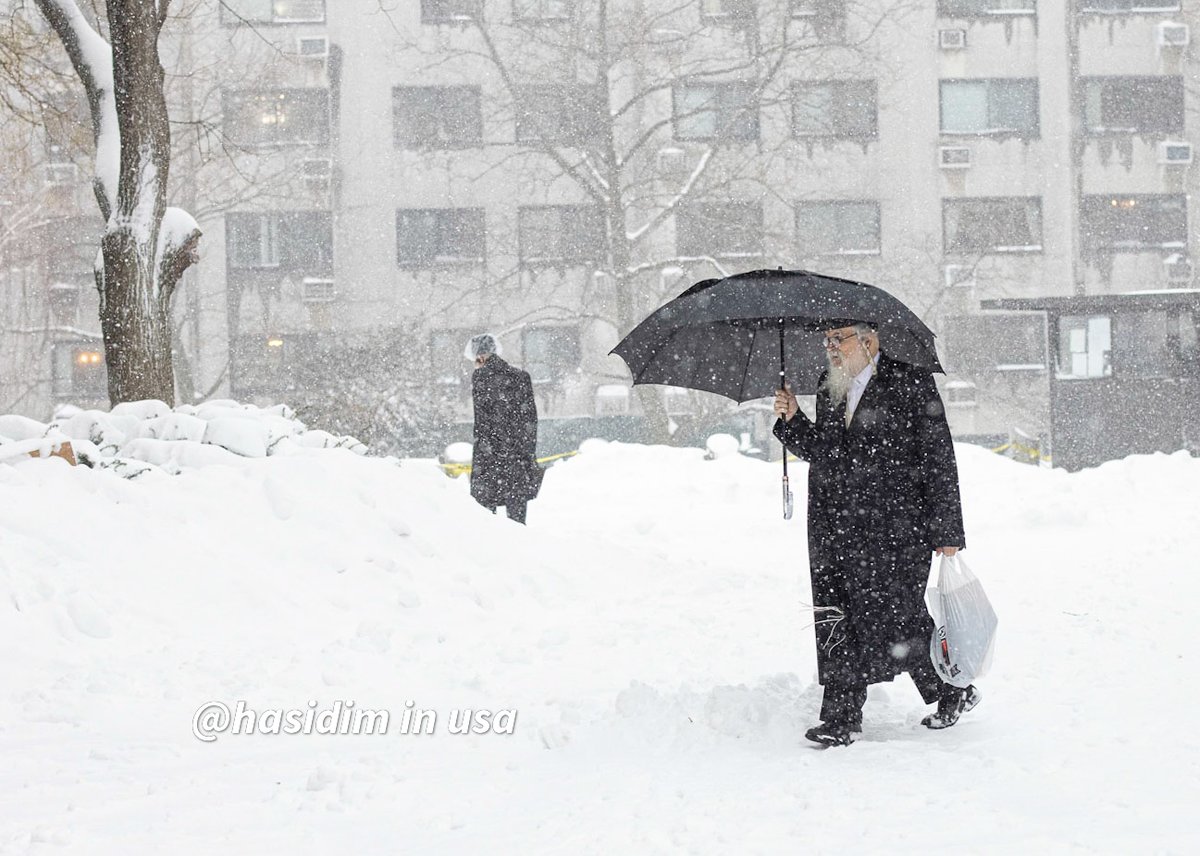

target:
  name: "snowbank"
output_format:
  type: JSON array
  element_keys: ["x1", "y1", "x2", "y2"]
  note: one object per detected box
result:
[
  {"x1": 1, "y1": 419, "x2": 1198, "y2": 853},
  {"x1": 0, "y1": 400, "x2": 366, "y2": 476}
]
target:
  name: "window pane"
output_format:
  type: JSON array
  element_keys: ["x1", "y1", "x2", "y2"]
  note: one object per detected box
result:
[
  {"x1": 394, "y1": 86, "x2": 481, "y2": 147},
  {"x1": 1057, "y1": 315, "x2": 1112, "y2": 378},
  {"x1": 793, "y1": 84, "x2": 834, "y2": 136},
  {"x1": 1081, "y1": 194, "x2": 1189, "y2": 251},
  {"x1": 422, "y1": 0, "x2": 481, "y2": 22},
  {"x1": 273, "y1": 0, "x2": 324, "y2": 21},
  {"x1": 677, "y1": 203, "x2": 761, "y2": 257},
  {"x1": 944, "y1": 198, "x2": 1042, "y2": 253},
  {"x1": 988, "y1": 80, "x2": 1037, "y2": 132},
  {"x1": 519, "y1": 208, "x2": 561, "y2": 260},
  {"x1": 675, "y1": 84, "x2": 718, "y2": 140},
  {"x1": 838, "y1": 81, "x2": 877, "y2": 138},
  {"x1": 224, "y1": 89, "x2": 329, "y2": 146},
  {"x1": 941, "y1": 81, "x2": 988, "y2": 133},
  {"x1": 523, "y1": 327, "x2": 581, "y2": 383},
  {"x1": 797, "y1": 202, "x2": 879, "y2": 254}
]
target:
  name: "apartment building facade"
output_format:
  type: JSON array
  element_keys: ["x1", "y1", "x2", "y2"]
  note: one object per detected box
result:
[{"x1": 4, "y1": 0, "x2": 1197, "y2": 451}]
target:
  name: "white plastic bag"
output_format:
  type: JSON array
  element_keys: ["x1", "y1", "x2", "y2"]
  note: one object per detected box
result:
[{"x1": 925, "y1": 554, "x2": 998, "y2": 688}]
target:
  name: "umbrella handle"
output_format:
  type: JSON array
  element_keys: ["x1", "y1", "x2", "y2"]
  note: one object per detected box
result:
[{"x1": 778, "y1": 321, "x2": 793, "y2": 519}]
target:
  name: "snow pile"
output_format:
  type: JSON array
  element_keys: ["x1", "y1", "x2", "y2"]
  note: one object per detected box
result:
[
  {"x1": 1, "y1": 437, "x2": 1199, "y2": 853},
  {"x1": 0, "y1": 400, "x2": 366, "y2": 476}
]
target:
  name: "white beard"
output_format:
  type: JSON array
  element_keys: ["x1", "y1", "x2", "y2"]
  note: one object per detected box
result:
[
  {"x1": 822, "y1": 347, "x2": 871, "y2": 406},
  {"x1": 823, "y1": 359, "x2": 854, "y2": 405}
]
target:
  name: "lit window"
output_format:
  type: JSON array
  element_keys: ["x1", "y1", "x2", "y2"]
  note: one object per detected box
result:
[
  {"x1": 1080, "y1": 194, "x2": 1188, "y2": 252},
  {"x1": 222, "y1": 89, "x2": 330, "y2": 147},
  {"x1": 220, "y1": 0, "x2": 325, "y2": 24}
]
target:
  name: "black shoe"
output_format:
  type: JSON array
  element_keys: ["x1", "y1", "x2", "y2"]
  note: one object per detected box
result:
[
  {"x1": 922, "y1": 684, "x2": 981, "y2": 730},
  {"x1": 805, "y1": 721, "x2": 861, "y2": 746}
]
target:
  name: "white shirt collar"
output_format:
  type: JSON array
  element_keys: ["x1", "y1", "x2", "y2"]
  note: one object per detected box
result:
[{"x1": 846, "y1": 352, "x2": 880, "y2": 420}]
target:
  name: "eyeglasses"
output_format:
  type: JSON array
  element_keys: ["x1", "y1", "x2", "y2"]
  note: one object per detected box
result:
[{"x1": 823, "y1": 331, "x2": 859, "y2": 350}]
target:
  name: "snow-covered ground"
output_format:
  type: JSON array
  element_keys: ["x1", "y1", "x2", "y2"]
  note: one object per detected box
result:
[{"x1": 2, "y1": 407, "x2": 1199, "y2": 854}]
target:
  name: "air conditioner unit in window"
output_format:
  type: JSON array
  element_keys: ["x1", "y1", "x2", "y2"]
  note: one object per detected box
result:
[
  {"x1": 938, "y1": 28, "x2": 967, "y2": 50},
  {"x1": 1158, "y1": 22, "x2": 1189, "y2": 48},
  {"x1": 300, "y1": 157, "x2": 333, "y2": 189},
  {"x1": 1158, "y1": 141, "x2": 1193, "y2": 165},
  {"x1": 939, "y1": 146, "x2": 971, "y2": 169},
  {"x1": 301, "y1": 277, "x2": 335, "y2": 303},
  {"x1": 43, "y1": 163, "x2": 78, "y2": 186},
  {"x1": 297, "y1": 36, "x2": 329, "y2": 58},
  {"x1": 1164, "y1": 255, "x2": 1194, "y2": 285},
  {"x1": 943, "y1": 264, "x2": 976, "y2": 289}
]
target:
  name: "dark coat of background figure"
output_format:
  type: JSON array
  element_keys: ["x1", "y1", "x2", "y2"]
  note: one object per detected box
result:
[
  {"x1": 774, "y1": 353, "x2": 965, "y2": 692},
  {"x1": 470, "y1": 355, "x2": 541, "y2": 521}
]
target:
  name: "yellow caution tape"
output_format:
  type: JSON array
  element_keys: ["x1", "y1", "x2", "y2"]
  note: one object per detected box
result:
[{"x1": 439, "y1": 449, "x2": 579, "y2": 477}]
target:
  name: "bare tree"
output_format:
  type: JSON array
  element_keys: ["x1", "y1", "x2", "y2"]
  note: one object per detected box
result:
[{"x1": 32, "y1": 0, "x2": 201, "y2": 406}]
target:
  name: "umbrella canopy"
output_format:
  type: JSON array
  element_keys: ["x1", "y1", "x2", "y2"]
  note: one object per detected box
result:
[{"x1": 611, "y1": 269, "x2": 943, "y2": 400}]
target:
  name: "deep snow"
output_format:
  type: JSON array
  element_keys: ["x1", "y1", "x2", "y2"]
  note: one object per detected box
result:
[{"x1": 2, "y1": 413, "x2": 1199, "y2": 854}]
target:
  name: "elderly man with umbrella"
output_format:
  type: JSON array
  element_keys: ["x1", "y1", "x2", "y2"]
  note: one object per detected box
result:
[
  {"x1": 613, "y1": 270, "x2": 980, "y2": 747},
  {"x1": 773, "y1": 319, "x2": 978, "y2": 746}
]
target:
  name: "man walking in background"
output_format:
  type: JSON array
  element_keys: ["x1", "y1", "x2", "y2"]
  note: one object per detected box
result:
[
  {"x1": 467, "y1": 333, "x2": 541, "y2": 524},
  {"x1": 773, "y1": 321, "x2": 978, "y2": 747}
]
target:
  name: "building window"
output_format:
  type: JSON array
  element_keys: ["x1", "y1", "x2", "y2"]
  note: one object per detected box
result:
[
  {"x1": 430, "y1": 328, "x2": 476, "y2": 386},
  {"x1": 795, "y1": 201, "x2": 880, "y2": 255},
  {"x1": 226, "y1": 211, "x2": 333, "y2": 272},
  {"x1": 522, "y1": 326, "x2": 581, "y2": 383},
  {"x1": 220, "y1": 0, "x2": 325, "y2": 24},
  {"x1": 53, "y1": 341, "x2": 107, "y2": 400},
  {"x1": 702, "y1": 0, "x2": 755, "y2": 21},
  {"x1": 792, "y1": 80, "x2": 877, "y2": 139},
  {"x1": 943, "y1": 198, "x2": 1042, "y2": 254},
  {"x1": 942, "y1": 313, "x2": 1047, "y2": 372},
  {"x1": 791, "y1": 0, "x2": 847, "y2": 17},
  {"x1": 937, "y1": 0, "x2": 1035, "y2": 15},
  {"x1": 393, "y1": 86, "x2": 482, "y2": 148},
  {"x1": 421, "y1": 0, "x2": 481, "y2": 22},
  {"x1": 40, "y1": 216, "x2": 102, "y2": 280},
  {"x1": 514, "y1": 85, "x2": 604, "y2": 144},
  {"x1": 1080, "y1": 194, "x2": 1188, "y2": 252},
  {"x1": 1057, "y1": 315, "x2": 1112, "y2": 379},
  {"x1": 940, "y1": 79, "x2": 1038, "y2": 137},
  {"x1": 1082, "y1": 77, "x2": 1184, "y2": 136},
  {"x1": 396, "y1": 208, "x2": 486, "y2": 267},
  {"x1": 222, "y1": 89, "x2": 330, "y2": 147},
  {"x1": 673, "y1": 81, "x2": 759, "y2": 142},
  {"x1": 944, "y1": 381, "x2": 978, "y2": 407},
  {"x1": 518, "y1": 205, "x2": 605, "y2": 265},
  {"x1": 676, "y1": 202, "x2": 762, "y2": 258},
  {"x1": 1081, "y1": 0, "x2": 1180, "y2": 11},
  {"x1": 514, "y1": 0, "x2": 572, "y2": 19}
]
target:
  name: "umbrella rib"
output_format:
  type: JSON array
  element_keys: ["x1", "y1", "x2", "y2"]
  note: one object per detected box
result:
[{"x1": 736, "y1": 324, "x2": 758, "y2": 403}]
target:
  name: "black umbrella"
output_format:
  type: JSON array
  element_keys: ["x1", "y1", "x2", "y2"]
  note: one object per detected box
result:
[{"x1": 610, "y1": 268, "x2": 944, "y2": 517}]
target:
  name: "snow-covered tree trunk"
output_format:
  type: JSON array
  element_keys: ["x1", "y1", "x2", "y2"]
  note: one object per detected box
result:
[{"x1": 34, "y1": 0, "x2": 200, "y2": 407}]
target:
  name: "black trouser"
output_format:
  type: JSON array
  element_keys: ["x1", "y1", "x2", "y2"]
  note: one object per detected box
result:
[
  {"x1": 818, "y1": 641, "x2": 952, "y2": 727},
  {"x1": 487, "y1": 499, "x2": 527, "y2": 524}
]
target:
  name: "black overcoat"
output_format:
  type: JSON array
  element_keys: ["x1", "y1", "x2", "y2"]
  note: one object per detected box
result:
[
  {"x1": 774, "y1": 353, "x2": 965, "y2": 687},
  {"x1": 470, "y1": 356, "x2": 541, "y2": 507}
]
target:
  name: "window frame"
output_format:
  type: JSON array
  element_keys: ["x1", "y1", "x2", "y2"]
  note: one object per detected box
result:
[
  {"x1": 395, "y1": 208, "x2": 487, "y2": 268},
  {"x1": 513, "y1": 0, "x2": 573, "y2": 21},
  {"x1": 936, "y1": 0, "x2": 1036, "y2": 17},
  {"x1": 222, "y1": 88, "x2": 331, "y2": 148},
  {"x1": 517, "y1": 204, "x2": 606, "y2": 266},
  {"x1": 392, "y1": 85, "x2": 484, "y2": 149},
  {"x1": 1080, "y1": 193, "x2": 1189, "y2": 253},
  {"x1": 791, "y1": 79, "x2": 878, "y2": 140},
  {"x1": 420, "y1": 0, "x2": 482, "y2": 23},
  {"x1": 219, "y1": 0, "x2": 326, "y2": 25},
  {"x1": 672, "y1": 79, "x2": 760, "y2": 143},
  {"x1": 521, "y1": 325, "x2": 582, "y2": 384},
  {"x1": 939, "y1": 78, "x2": 1040, "y2": 139},
  {"x1": 942, "y1": 196, "x2": 1044, "y2": 255},
  {"x1": 794, "y1": 200, "x2": 882, "y2": 256},
  {"x1": 1080, "y1": 76, "x2": 1185, "y2": 136},
  {"x1": 1079, "y1": 0, "x2": 1181, "y2": 13},
  {"x1": 514, "y1": 84, "x2": 605, "y2": 145},
  {"x1": 675, "y1": 201, "x2": 764, "y2": 259}
]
